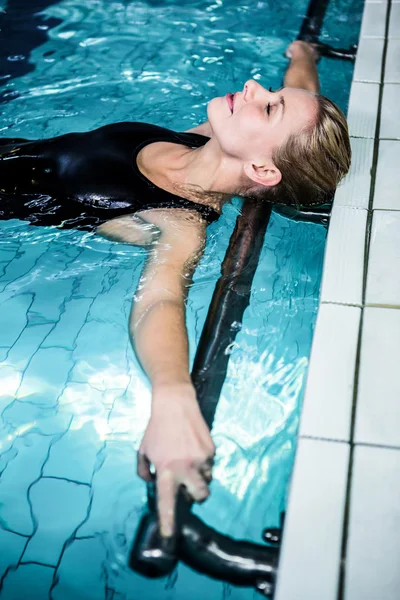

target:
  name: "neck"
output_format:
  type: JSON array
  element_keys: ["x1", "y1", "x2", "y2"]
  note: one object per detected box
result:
[
  {"x1": 140, "y1": 137, "x2": 244, "y2": 210},
  {"x1": 179, "y1": 138, "x2": 242, "y2": 196}
]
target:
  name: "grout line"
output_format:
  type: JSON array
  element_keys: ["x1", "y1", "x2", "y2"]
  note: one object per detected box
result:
[
  {"x1": 300, "y1": 435, "x2": 350, "y2": 445},
  {"x1": 19, "y1": 560, "x2": 56, "y2": 570},
  {"x1": 345, "y1": 135, "x2": 375, "y2": 139},
  {"x1": 41, "y1": 475, "x2": 91, "y2": 488},
  {"x1": 337, "y1": 1, "x2": 392, "y2": 598},
  {"x1": 321, "y1": 301, "x2": 400, "y2": 315},
  {"x1": 337, "y1": 309, "x2": 363, "y2": 600},
  {"x1": 365, "y1": 302, "x2": 400, "y2": 308},
  {"x1": 331, "y1": 206, "x2": 368, "y2": 211},
  {"x1": 356, "y1": 440, "x2": 400, "y2": 450},
  {"x1": 321, "y1": 301, "x2": 363, "y2": 308},
  {"x1": 372, "y1": 207, "x2": 400, "y2": 211},
  {"x1": 333, "y1": 204, "x2": 369, "y2": 209}
]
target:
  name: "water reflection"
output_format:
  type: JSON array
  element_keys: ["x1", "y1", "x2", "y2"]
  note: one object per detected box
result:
[{"x1": 0, "y1": 0, "x2": 360, "y2": 596}]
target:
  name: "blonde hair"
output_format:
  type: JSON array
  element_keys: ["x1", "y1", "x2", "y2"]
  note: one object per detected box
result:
[{"x1": 251, "y1": 94, "x2": 351, "y2": 207}]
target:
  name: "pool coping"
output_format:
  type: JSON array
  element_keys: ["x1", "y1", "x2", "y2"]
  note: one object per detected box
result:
[{"x1": 274, "y1": 1, "x2": 400, "y2": 599}]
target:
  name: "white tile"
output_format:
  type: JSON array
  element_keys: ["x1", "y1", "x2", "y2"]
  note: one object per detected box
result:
[
  {"x1": 385, "y1": 39, "x2": 400, "y2": 82},
  {"x1": 389, "y1": 3, "x2": 400, "y2": 38},
  {"x1": 355, "y1": 307, "x2": 400, "y2": 447},
  {"x1": 347, "y1": 82, "x2": 380, "y2": 139},
  {"x1": 365, "y1": 210, "x2": 400, "y2": 305},
  {"x1": 334, "y1": 138, "x2": 374, "y2": 209},
  {"x1": 345, "y1": 445, "x2": 400, "y2": 600},
  {"x1": 380, "y1": 84, "x2": 400, "y2": 139},
  {"x1": 374, "y1": 140, "x2": 400, "y2": 209},
  {"x1": 274, "y1": 438, "x2": 349, "y2": 600},
  {"x1": 320, "y1": 207, "x2": 367, "y2": 306},
  {"x1": 354, "y1": 38, "x2": 384, "y2": 83},
  {"x1": 300, "y1": 304, "x2": 361, "y2": 442},
  {"x1": 360, "y1": 2, "x2": 387, "y2": 38}
]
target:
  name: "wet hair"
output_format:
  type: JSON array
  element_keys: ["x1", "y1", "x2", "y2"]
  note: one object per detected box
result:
[{"x1": 248, "y1": 94, "x2": 351, "y2": 208}]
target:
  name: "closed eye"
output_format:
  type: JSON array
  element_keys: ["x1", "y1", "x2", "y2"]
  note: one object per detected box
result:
[{"x1": 266, "y1": 102, "x2": 271, "y2": 116}]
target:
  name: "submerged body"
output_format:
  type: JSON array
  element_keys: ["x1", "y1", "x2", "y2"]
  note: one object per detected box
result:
[
  {"x1": 0, "y1": 41, "x2": 351, "y2": 539},
  {"x1": 0, "y1": 123, "x2": 219, "y2": 229}
]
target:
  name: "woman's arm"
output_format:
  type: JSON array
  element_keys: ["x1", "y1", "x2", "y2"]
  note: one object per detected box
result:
[
  {"x1": 98, "y1": 209, "x2": 215, "y2": 537},
  {"x1": 284, "y1": 41, "x2": 320, "y2": 93},
  {"x1": 130, "y1": 209, "x2": 203, "y2": 387}
]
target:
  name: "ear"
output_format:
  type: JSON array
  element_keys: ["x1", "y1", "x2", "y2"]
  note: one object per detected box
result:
[{"x1": 243, "y1": 161, "x2": 282, "y2": 189}]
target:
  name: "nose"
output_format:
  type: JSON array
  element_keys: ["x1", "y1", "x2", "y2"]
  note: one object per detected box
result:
[{"x1": 242, "y1": 79, "x2": 271, "y2": 102}]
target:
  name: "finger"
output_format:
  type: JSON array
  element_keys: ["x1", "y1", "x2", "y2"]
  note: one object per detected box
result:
[
  {"x1": 197, "y1": 454, "x2": 214, "y2": 480},
  {"x1": 156, "y1": 469, "x2": 178, "y2": 538},
  {"x1": 204, "y1": 454, "x2": 215, "y2": 466},
  {"x1": 137, "y1": 452, "x2": 152, "y2": 482},
  {"x1": 183, "y1": 468, "x2": 210, "y2": 503},
  {"x1": 199, "y1": 464, "x2": 213, "y2": 484}
]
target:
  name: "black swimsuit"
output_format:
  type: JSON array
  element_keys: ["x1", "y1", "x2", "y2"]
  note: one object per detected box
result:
[{"x1": 0, "y1": 122, "x2": 220, "y2": 231}]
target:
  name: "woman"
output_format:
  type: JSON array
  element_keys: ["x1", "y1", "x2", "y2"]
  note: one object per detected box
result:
[{"x1": 0, "y1": 41, "x2": 350, "y2": 537}]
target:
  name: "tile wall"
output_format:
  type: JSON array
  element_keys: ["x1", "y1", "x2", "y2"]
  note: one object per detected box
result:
[{"x1": 275, "y1": 1, "x2": 400, "y2": 599}]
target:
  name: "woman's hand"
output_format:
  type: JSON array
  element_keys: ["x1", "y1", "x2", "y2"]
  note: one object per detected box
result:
[
  {"x1": 285, "y1": 40, "x2": 320, "y2": 63},
  {"x1": 137, "y1": 382, "x2": 216, "y2": 538},
  {"x1": 284, "y1": 41, "x2": 321, "y2": 94}
]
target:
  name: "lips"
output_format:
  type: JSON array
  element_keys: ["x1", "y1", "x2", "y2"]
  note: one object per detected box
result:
[{"x1": 226, "y1": 92, "x2": 234, "y2": 113}]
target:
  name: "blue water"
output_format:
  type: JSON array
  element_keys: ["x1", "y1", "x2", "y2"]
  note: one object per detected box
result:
[{"x1": 0, "y1": 1, "x2": 362, "y2": 598}]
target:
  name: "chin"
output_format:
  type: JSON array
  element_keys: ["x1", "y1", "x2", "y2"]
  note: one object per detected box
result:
[
  {"x1": 206, "y1": 96, "x2": 219, "y2": 121},
  {"x1": 207, "y1": 96, "x2": 229, "y2": 139}
]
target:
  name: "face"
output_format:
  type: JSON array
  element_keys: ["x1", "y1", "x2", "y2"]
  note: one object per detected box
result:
[{"x1": 207, "y1": 80, "x2": 318, "y2": 187}]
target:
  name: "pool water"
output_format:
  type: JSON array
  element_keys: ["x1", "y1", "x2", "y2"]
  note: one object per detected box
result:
[{"x1": 0, "y1": 1, "x2": 362, "y2": 598}]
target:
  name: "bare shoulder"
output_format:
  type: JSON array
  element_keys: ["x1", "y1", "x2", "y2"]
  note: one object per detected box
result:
[
  {"x1": 136, "y1": 208, "x2": 208, "y2": 270},
  {"x1": 97, "y1": 208, "x2": 207, "y2": 253},
  {"x1": 137, "y1": 208, "x2": 207, "y2": 246}
]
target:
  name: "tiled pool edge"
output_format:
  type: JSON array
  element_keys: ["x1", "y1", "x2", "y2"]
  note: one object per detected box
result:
[{"x1": 274, "y1": 1, "x2": 400, "y2": 599}]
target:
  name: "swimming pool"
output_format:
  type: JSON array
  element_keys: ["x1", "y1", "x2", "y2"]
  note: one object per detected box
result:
[{"x1": 0, "y1": 1, "x2": 362, "y2": 598}]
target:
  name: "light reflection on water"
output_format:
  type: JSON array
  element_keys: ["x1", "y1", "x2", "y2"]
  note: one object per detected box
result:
[{"x1": 0, "y1": 0, "x2": 362, "y2": 598}]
